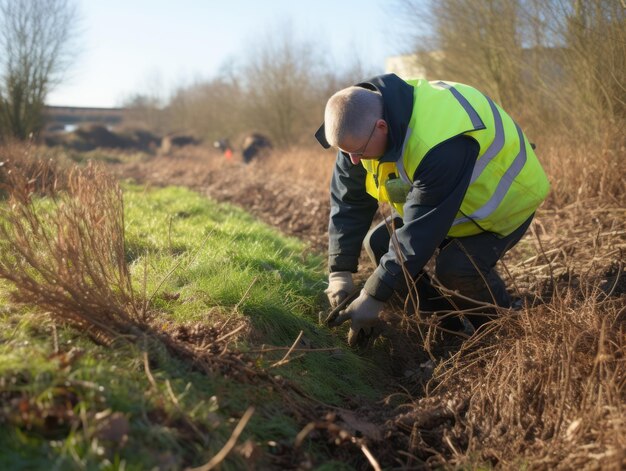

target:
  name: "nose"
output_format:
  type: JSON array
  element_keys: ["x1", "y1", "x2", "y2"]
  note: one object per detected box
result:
[{"x1": 349, "y1": 155, "x2": 361, "y2": 165}]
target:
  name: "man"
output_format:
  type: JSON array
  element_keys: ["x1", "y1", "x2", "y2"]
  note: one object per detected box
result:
[
  {"x1": 213, "y1": 138, "x2": 233, "y2": 160},
  {"x1": 315, "y1": 73, "x2": 550, "y2": 346}
]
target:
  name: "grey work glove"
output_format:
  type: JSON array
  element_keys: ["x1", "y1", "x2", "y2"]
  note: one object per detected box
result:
[
  {"x1": 325, "y1": 271, "x2": 355, "y2": 309},
  {"x1": 333, "y1": 289, "x2": 385, "y2": 348}
]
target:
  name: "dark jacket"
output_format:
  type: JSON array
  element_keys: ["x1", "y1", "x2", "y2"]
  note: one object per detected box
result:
[{"x1": 317, "y1": 74, "x2": 479, "y2": 302}]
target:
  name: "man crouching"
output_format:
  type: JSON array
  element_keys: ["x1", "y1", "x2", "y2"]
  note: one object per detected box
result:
[{"x1": 316, "y1": 73, "x2": 550, "y2": 346}]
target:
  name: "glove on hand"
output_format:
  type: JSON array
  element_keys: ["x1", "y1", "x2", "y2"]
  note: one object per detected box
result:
[
  {"x1": 332, "y1": 289, "x2": 385, "y2": 347},
  {"x1": 324, "y1": 271, "x2": 354, "y2": 309}
]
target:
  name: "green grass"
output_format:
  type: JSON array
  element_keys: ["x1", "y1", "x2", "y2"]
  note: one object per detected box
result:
[
  {"x1": 0, "y1": 184, "x2": 384, "y2": 469},
  {"x1": 123, "y1": 185, "x2": 381, "y2": 400}
]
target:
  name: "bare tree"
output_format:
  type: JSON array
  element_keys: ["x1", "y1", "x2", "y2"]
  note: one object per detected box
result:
[
  {"x1": 166, "y1": 76, "x2": 246, "y2": 142},
  {"x1": 155, "y1": 24, "x2": 378, "y2": 148},
  {"x1": 0, "y1": 0, "x2": 77, "y2": 140},
  {"x1": 398, "y1": 0, "x2": 625, "y2": 140},
  {"x1": 560, "y1": 0, "x2": 626, "y2": 130},
  {"x1": 397, "y1": 0, "x2": 525, "y2": 111},
  {"x1": 123, "y1": 93, "x2": 170, "y2": 136},
  {"x1": 240, "y1": 24, "x2": 331, "y2": 148}
]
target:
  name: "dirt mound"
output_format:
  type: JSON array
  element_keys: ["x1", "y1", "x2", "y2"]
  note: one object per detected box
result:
[
  {"x1": 44, "y1": 124, "x2": 133, "y2": 151},
  {"x1": 75, "y1": 125, "x2": 135, "y2": 149},
  {"x1": 159, "y1": 133, "x2": 200, "y2": 155},
  {"x1": 43, "y1": 126, "x2": 193, "y2": 154}
]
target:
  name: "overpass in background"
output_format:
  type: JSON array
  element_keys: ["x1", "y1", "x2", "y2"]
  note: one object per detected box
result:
[{"x1": 43, "y1": 105, "x2": 129, "y2": 130}]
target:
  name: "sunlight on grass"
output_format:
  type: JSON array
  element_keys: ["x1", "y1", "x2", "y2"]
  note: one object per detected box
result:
[
  {"x1": 0, "y1": 183, "x2": 383, "y2": 469},
  {"x1": 123, "y1": 184, "x2": 381, "y2": 401}
]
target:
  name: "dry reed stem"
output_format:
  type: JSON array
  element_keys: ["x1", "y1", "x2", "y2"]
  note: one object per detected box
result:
[
  {"x1": 188, "y1": 406, "x2": 255, "y2": 471},
  {"x1": 0, "y1": 146, "x2": 329, "y2": 445},
  {"x1": 0, "y1": 156, "x2": 141, "y2": 341}
]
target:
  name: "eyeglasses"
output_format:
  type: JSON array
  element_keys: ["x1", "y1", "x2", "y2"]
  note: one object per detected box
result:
[{"x1": 341, "y1": 121, "x2": 377, "y2": 158}]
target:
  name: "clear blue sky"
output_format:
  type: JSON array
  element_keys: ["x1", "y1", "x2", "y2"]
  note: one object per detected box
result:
[{"x1": 47, "y1": 0, "x2": 411, "y2": 108}]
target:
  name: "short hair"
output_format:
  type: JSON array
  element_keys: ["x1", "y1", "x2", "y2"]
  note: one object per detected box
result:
[{"x1": 324, "y1": 86, "x2": 383, "y2": 147}]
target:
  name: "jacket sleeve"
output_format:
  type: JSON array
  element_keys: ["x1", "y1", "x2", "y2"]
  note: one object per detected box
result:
[
  {"x1": 328, "y1": 151, "x2": 379, "y2": 273},
  {"x1": 363, "y1": 135, "x2": 480, "y2": 300}
]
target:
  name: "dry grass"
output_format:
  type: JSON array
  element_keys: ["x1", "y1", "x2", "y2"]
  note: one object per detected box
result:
[
  {"x1": 0, "y1": 144, "x2": 335, "y2": 435},
  {"x1": 532, "y1": 129, "x2": 625, "y2": 208},
  {"x1": 133, "y1": 134, "x2": 625, "y2": 469},
  {"x1": 0, "y1": 150, "x2": 142, "y2": 343},
  {"x1": 0, "y1": 141, "x2": 68, "y2": 197},
  {"x1": 6, "y1": 120, "x2": 621, "y2": 468},
  {"x1": 399, "y1": 279, "x2": 625, "y2": 469}
]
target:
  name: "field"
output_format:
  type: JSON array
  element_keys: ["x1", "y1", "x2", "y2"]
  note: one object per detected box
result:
[{"x1": 0, "y1": 138, "x2": 624, "y2": 470}]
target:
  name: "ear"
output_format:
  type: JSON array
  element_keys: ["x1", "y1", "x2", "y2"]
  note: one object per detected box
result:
[{"x1": 376, "y1": 119, "x2": 388, "y2": 133}]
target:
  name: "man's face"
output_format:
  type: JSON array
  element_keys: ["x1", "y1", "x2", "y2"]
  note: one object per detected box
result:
[{"x1": 338, "y1": 119, "x2": 388, "y2": 165}]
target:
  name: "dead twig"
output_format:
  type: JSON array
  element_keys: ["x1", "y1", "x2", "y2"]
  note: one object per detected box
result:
[
  {"x1": 360, "y1": 443, "x2": 382, "y2": 471},
  {"x1": 188, "y1": 406, "x2": 255, "y2": 471},
  {"x1": 221, "y1": 276, "x2": 260, "y2": 330},
  {"x1": 271, "y1": 330, "x2": 304, "y2": 368}
]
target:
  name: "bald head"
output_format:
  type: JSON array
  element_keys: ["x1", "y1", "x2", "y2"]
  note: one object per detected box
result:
[{"x1": 324, "y1": 86, "x2": 383, "y2": 148}]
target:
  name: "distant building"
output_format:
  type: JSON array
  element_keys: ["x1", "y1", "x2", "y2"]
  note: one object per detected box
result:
[
  {"x1": 43, "y1": 106, "x2": 128, "y2": 132},
  {"x1": 385, "y1": 52, "x2": 444, "y2": 79},
  {"x1": 386, "y1": 48, "x2": 564, "y2": 85}
]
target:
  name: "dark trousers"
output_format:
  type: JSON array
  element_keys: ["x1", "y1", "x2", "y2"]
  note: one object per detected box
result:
[{"x1": 364, "y1": 215, "x2": 533, "y2": 324}]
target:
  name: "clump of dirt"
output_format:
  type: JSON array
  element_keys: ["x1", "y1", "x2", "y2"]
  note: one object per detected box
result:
[{"x1": 43, "y1": 125, "x2": 196, "y2": 154}]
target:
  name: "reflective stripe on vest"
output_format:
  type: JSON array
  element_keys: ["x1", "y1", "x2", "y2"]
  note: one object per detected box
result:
[
  {"x1": 436, "y1": 81, "x2": 485, "y2": 130},
  {"x1": 396, "y1": 127, "x2": 413, "y2": 184},
  {"x1": 468, "y1": 96, "x2": 504, "y2": 185},
  {"x1": 453, "y1": 122, "x2": 527, "y2": 226},
  {"x1": 362, "y1": 79, "x2": 549, "y2": 237}
]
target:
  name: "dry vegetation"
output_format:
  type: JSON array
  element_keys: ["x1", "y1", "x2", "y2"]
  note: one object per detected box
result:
[
  {"x1": 0, "y1": 154, "x2": 142, "y2": 342},
  {"x1": 115, "y1": 116, "x2": 624, "y2": 467},
  {"x1": 1, "y1": 0, "x2": 624, "y2": 468},
  {"x1": 1, "y1": 132, "x2": 624, "y2": 468},
  {"x1": 0, "y1": 146, "x2": 331, "y2": 430}
]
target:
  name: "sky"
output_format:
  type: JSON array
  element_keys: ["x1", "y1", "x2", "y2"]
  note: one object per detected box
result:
[{"x1": 47, "y1": 0, "x2": 412, "y2": 108}]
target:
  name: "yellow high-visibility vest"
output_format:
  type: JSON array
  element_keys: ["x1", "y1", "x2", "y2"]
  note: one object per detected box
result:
[{"x1": 362, "y1": 79, "x2": 550, "y2": 237}]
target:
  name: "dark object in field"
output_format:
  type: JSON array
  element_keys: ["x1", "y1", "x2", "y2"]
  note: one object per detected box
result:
[
  {"x1": 242, "y1": 133, "x2": 272, "y2": 164},
  {"x1": 160, "y1": 133, "x2": 200, "y2": 155},
  {"x1": 43, "y1": 125, "x2": 160, "y2": 152}
]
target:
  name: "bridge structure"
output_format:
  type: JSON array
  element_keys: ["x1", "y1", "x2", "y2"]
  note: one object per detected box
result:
[{"x1": 43, "y1": 105, "x2": 129, "y2": 131}]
